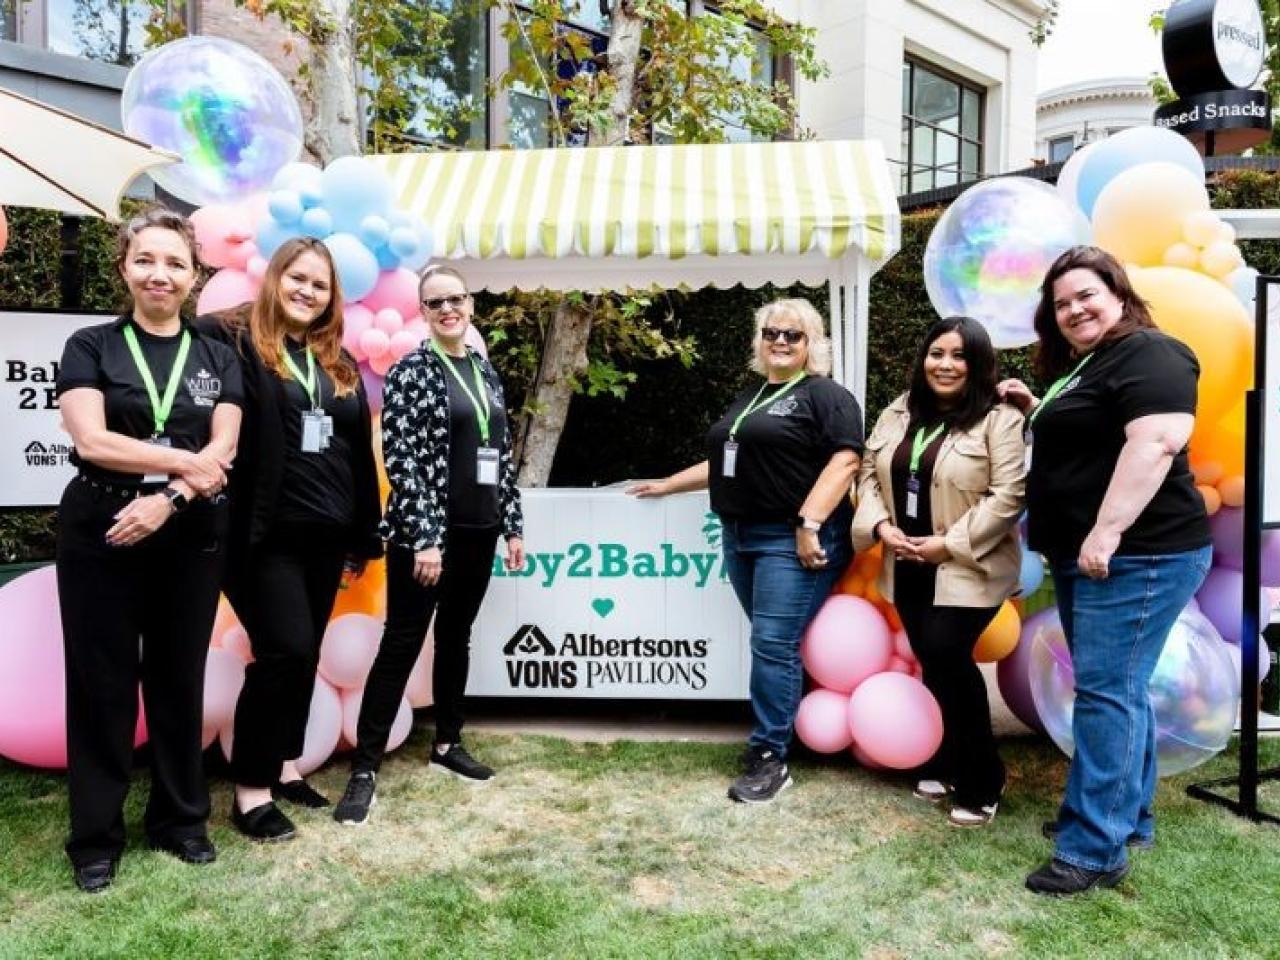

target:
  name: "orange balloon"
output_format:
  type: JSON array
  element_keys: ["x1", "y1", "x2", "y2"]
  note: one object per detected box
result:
[
  {"x1": 974, "y1": 601, "x2": 1021, "y2": 663},
  {"x1": 834, "y1": 565, "x2": 863, "y2": 596},
  {"x1": 864, "y1": 580, "x2": 884, "y2": 606},
  {"x1": 1196, "y1": 484, "x2": 1222, "y2": 515},
  {"x1": 1219, "y1": 475, "x2": 1246, "y2": 508},
  {"x1": 1129, "y1": 266, "x2": 1252, "y2": 425},
  {"x1": 330, "y1": 557, "x2": 387, "y2": 618},
  {"x1": 884, "y1": 605, "x2": 903, "y2": 632},
  {"x1": 1191, "y1": 396, "x2": 1246, "y2": 480},
  {"x1": 1191, "y1": 458, "x2": 1226, "y2": 487}
]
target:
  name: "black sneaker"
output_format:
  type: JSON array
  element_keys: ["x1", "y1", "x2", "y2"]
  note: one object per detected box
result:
[
  {"x1": 430, "y1": 742, "x2": 494, "y2": 782},
  {"x1": 727, "y1": 750, "x2": 792, "y2": 804},
  {"x1": 738, "y1": 743, "x2": 768, "y2": 771},
  {"x1": 333, "y1": 771, "x2": 377, "y2": 825}
]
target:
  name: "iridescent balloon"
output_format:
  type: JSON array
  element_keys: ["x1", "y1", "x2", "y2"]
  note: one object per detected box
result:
[
  {"x1": 1029, "y1": 604, "x2": 1237, "y2": 777},
  {"x1": 122, "y1": 37, "x2": 303, "y2": 205},
  {"x1": 923, "y1": 177, "x2": 1090, "y2": 349}
]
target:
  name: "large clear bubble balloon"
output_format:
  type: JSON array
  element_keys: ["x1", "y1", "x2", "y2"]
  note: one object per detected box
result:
[
  {"x1": 1029, "y1": 604, "x2": 1238, "y2": 776},
  {"x1": 122, "y1": 37, "x2": 303, "y2": 205},
  {"x1": 923, "y1": 177, "x2": 1090, "y2": 349}
]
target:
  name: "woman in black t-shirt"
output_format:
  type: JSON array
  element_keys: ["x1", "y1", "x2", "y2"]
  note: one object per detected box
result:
[
  {"x1": 200, "y1": 238, "x2": 382, "y2": 842},
  {"x1": 999, "y1": 247, "x2": 1212, "y2": 896},
  {"x1": 629, "y1": 298, "x2": 863, "y2": 805},
  {"x1": 55, "y1": 208, "x2": 243, "y2": 893}
]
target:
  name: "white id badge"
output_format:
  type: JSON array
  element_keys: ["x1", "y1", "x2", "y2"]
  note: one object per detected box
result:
[
  {"x1": 477, "y1": 447, "x2": 500, "y2": 486},
  {"x1": 723, "y1": 441, "x2": 739, "y2": 478},
  {"x1": 905, "y1": 476, "x2": 920, "y2": 520},
  {"x1": 320, "y1": 413, "x2": 334, "y2": 446},
  {"x1": 143, "y1": 435, "x2": 171, "y2": 484},
  {"x1": 301, "y1": 411, "x2": 328, "y2": 453}
]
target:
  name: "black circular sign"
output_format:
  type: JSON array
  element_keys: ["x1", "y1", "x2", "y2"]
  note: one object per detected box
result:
[{"x1": 1163, "y1": 0, "x2": 1266, "y2": 98}]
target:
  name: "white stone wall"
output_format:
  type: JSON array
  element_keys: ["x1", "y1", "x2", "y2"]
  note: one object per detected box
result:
[{"x1": 1036, "y1": 79, "x2": 1157, "y2": 161}]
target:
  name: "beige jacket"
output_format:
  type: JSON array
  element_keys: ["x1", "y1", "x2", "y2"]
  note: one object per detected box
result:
[{"x1": 852, "y1": 394, "x2": 1027, "y2": 608}]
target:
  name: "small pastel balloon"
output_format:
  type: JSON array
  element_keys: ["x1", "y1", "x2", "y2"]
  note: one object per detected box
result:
[
  {"x1": 1056, "y1": 141, "x2": 1097, "y2": 215},
  {"x1": 389, "y1": 330, "x2": 420, "y2": 359},
  {"x1": 294, "y1": 679, "x2": 345, "y2": 776},
  {"x1": 197, "y1": 268, "x2": 259, "y2": 314},
  {"x1": 268, "y1": 189, "x2": 304, "y2": 225},
  {"x1": 190, "y1": 203, "x2": 256, "y2": 269},
  {"x1": 272, "y1": 161, "x2": 322, "y2": 194},
  {"x1": 360, "y1": 365, "x2": 385, "y2": 415},
  {"x1": 996, "y1": 607, "x2": 1055, "y2": 733},
  {"x1": 318, "y1": 614, "x2": 382, "y2": 690},
  {"x1": 359, "y1": 215, "x2": 391, "y2": 249},
  {"x1": 1183, "y1": 210, "x2": 1224, "y2": 248},
  {"x1": 321, "y1": 156, "x2": 394, "y2": 234},
  {"x1": 1092, "y1": 164, "x2": 1211, "y2": 267},
  {"x1": 891, "y1": 628, "x2": 913, "y2": 661},
  {"x1": 375, "y1": 244, "x2": 402, "y2": 271},
  {"x1": 851, "y1": 742, "x2": 887, "y2": 770},
  {"x1": 389, "y1": 226, "x2": 419, "y2": 258},
  {"x1": 325, "y1": 232, "x2": 380, "y2": 301},
  {"x1": 1197, "y1": 484, "x2": 1222, "y2": 515},
  {"x1": 1162, "y1": 242, "x2": 1201, "y2": 270},
  {"x1": 1227, "y1": 266, "x2": 1260, "y2": 315},
  {"x1": 0, "y1": 567, "x2": 71, "y2": 767},
  {"x1": 405, "y1": 631, "x2": 435, "y2": 708},
  {"x1": 404, "y1": 318, "x2": 429, "y2": 338},
  {"x1": 202, "y1": 647, "x2": 246, "y2": 749},
  {"x1": 374, "y1": 308, "x2": 404, "y2": 335},
  {"x1": 246, "y1": 255, "x2": 268, "y2": 280},
  {"x1": 220, "y1": 624, "x2": 254, "y2": 662},
  {"x1": 887, "y1": 656, "x2": 912, "y2": 675},
  {"x1": 400, "y1": 226, "x2": 435, "y2": 272},
  {"x1": 360, "y1": 328, "x2": 391, "y2": 360},
  {"x1": 1193, "y1": 459, "x2": 1227, "y2": 487},
  {"x1": 800, "y1": 595, "x2": 893, "y2": 694},
  {"x1": 339, "y1": 688, "x2": 412, "y2": 753},
  {"x1": 847, "y1": 673, "x2": 943, "y2": 769},
  {"x1": 974, "y1": 601, "x2": 1021, "y2": 663},
  {"x1": 1198, "y1": 566, "x2": 1268, "y2": 644},
  {"x1": 255, "y1": 217, "x2": 295, "y2": 259},
  {"x1": 1209, "y1": 506, "x2": 1244, "y2": 570},
  {"x1": 794, "y1": 688, "x2": 855, "y2": 754},
  {"x1": 1200, "y1": 241, "x2": 1244, "y2": 279},
  {"x1": 1018, "y1": 550, "x2": 1045, "y2": 597},
  {"x1": 300, "y1": 206, "x2": 334, "y2": 238},
  {"x1": 1220, "y1": 475, "x2": 1246, "y2": 508},
  {"x1": 368, "y1": 352, "x2": 395, "y2": 377},
  {"x1": 1217, "y1": 221, "x2": 1238, "y2": 245},
  {"x1": 343, "y1": 303, "x2": 375, "y2": 357},
  {"x1": 363, "y1": 267, "x2": 423, "y2": 319}
]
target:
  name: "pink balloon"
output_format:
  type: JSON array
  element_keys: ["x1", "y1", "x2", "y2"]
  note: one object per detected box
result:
[
  {"x1": 373, "y1": 308, "x2": 404, "y2": 336},
  {"x1": 405, "y1": 631, "x2": 435, "y2": 708},
  {"x1": 362, "y1": 268, "x2": 421, "y2": 319},
  {"x1": 219, "y1": 625, "x2": 254, "y2": 663},
  {"x1": 246, "y1": 254, "x2": 268, "y2": 280},
  {"x1": 887, "y1": 655, "x2": 912, "y2": 675},
  {"x1": 389, "y1": 330, "x2": 420, "y2": 360},
  {"x1": 847, "y1": 673, "x2": 943, "y2": 770},
  {"x1": 368, "y1": 352, "x2": 395, "y2": 376},
  {"x1": 343, "y1": 304, "x2": 374, "y2": 358},
  {"x1": 464, "y1": 324, "x2": 488, "y2": 359},
  {"x1": 0, "y1": 206, "x2": 8, "y2": 256},
  {"x1": 404, "y1": 319, "x2": 429, "y2": 338},
  {"x1": 197, "y1": 268, "x2": 259, "y2": 314},
  {"x1": 851, "y1": 742, "x2": 886, "y2": 770},
  {"x1": 794, "y1": 688, "x2": 855, "y2": 753},
  {"x1": 318, "y1": 614, "x2": 382, "y2": 690},
  {"x1": 892, "y1": 629, "x2": 914, "y2": 661},
  {"x1": 218, "y1": 677, "x2": 342, "y2": 776},
  {"x1": 360, "y1": 328, "x2": 391, "y2": 361},
  {"x1": 339, "y1": 688, "x2": 412, "y2": 752},
  {"x1": 360, "y1": 366, "x2": 385, "y2": 414},
  {"x1": 800, "y1": 596, "x2": 893, "y2": 694},
  {"x1": 191, "y1": 203, "x2": 257, "y2": 269},
  {"x1": 202, "y1": 647, "x2": 245, "y2": 749}
]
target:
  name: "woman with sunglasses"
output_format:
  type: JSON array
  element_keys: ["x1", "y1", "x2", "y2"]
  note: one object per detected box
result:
[
  {"x1": 629, "y1": 299, "x2": 862, "y2": 804},
  {"x1": 334, "y1": 265, "x2": 524, "y2": 825}
]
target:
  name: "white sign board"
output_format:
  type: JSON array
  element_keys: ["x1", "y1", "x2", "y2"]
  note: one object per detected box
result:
[
  {"x1": 469, "y1": 487, "x2": 752, "y2": 699},
  {"x1": 1264, "y1": 283, "x2": 1280, "y2": 526},
  {"x1": 0, "y1": 312, "x2": 99, "y2": 506}
]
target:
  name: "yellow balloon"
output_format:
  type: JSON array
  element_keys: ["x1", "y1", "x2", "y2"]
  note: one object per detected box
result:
[
  {"x1": 974, "y1": 601, "x2": 1021, "y2": 663},
  {"x1": 1191, "y1": 396, "x2": 1246, "y2": 479},
  {"x1": 1200, "y1": 241, "x2": 1243, "y2": 279},
  {"x1": 1183, "y1": 209, "x2": 1223, "y2": 248},
  {"x1": 1216, "y1": 221, "x2": 1238, "y2": 246},
  {"x1": 1163, "y1": 242, "x2": 1200, "y2": 269},
  {"x1": 1093, "y1": 163, "x2": 1211, "y2": 267},
  {"x1": 1220, "y1": 475, "x2": 1246, "y2": 508},
  {"x1": 1129, "y1": 266, "x2": 1252, "y2": 424},
  {"x1": 1196, "y1": 484, "x2": 1222, "y2": 516}
]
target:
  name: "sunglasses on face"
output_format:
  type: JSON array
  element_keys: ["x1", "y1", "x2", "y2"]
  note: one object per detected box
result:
[
  {"x1": 421, "y1": 294, "x2": 470, "y2": 312},
  {"x1": 760, "y1": 327, "x2": 806, "y2": 345}
]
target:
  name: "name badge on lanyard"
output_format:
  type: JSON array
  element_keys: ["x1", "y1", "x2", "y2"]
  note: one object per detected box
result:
[
  {"x1": 122, "y1": 324, "x2": 191, "y2": 485},
  {"x1": 432, "y1": 341, "x2": 500, "y2": 487},
  {"x1": 143, "y1": 435, "x2": 172, "y2": 484},
  {"x1": 284, "y1": 346, "x2": 331, "y2": 453},
  {"x1": 905, "y1": 423, "x2": 946, "y2": 521},
  {"x1": 722, "y1": 373, "x2": 806, "y2": 478},
  {"x1": 477, "y1": 446, "x2": 500, "y2": 486},
  {"x1": 905, "y1": 475, "x2": 920, "y2": 520},
  {"x1": 722, "y1": 441, "x2": 739, "y2": 478}
]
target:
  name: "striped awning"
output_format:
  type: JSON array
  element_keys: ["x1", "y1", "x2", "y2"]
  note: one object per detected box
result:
[{"x1": 369, "y1": 140, "x2": 899, "y2": 272}]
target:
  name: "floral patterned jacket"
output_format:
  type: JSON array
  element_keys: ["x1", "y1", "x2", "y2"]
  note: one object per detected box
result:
[{"x1": 379, "y1": 343, "x2": 523, "y2": 552}]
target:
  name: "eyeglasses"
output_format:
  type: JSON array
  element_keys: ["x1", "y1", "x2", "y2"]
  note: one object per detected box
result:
[
  {"x1": 422, "y1": 294, "x2": 470, "y2": 312},
  {"x1": 761, "y1": 327, "x2": 806, "y2": 345}
]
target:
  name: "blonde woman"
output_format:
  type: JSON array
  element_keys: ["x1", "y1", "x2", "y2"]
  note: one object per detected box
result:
[{"x1": 630, "y1": 299, "x2": 863, "y2": 803}]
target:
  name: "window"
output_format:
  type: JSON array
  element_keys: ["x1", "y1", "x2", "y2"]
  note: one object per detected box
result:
[
  {"x1": 1048, "y1": 135, "x2": 1074, "y2": 164},
  {"x1": 900, "y1": 58, "x2": 983, "y2": 194},
  {"x1": 506, "y1": 3, "x2": 610, "y2": 148},
  {"x1": 705, "y1": 4, "x2": 776, "y2": 143},
  {"x1": 1, "y1": 1, "x2": 15, "y2": 41},
  {"x1": 46, "y1": 0, "x2": 148, "y2": 65}
]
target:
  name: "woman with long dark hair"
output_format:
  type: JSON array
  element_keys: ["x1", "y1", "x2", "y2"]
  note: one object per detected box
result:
[
  {"x1": 200, "y1": 238, "x2": 382, "y2": 841},
  {"x1": 853, "y1": 316, "x2": 1025, "y2": 827}
]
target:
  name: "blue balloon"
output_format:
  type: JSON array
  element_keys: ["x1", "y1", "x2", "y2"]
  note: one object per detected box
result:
[
  {"x1": 374, "y1": 243, "x2": 401, "y2": 271},
  {"x1": 268, "y1": 189, "x2": 303, "y2": 225},
  {"x1": 1076, "y1": 127, "x2": 1205, "y2": 219},
  {"x1": 256, "y1": 217, "x2": 296, "y2": 259},
  {"x1": 1018, "y1": 549, "x2": 1045, "y2": 597},
  {"x1": 321, "y1": 156, "x2": 393, "y2": 234},
  {"x1": 324, "y1": 232, "x2": 380, "y2": 301},
  {"x1": 399, "y1": 225, "x2": 435, "y2": 272},
  {"x1": 359, "y1": 215, "x2": 391, "y2": 249},
  {"x1": 388, "y1": 226, "x2": 419, "y2": 257},
  {"x1": 300, "y1": 207, "x2": 334, "y2": 238},
  {"x1": 271, "y1": 161, "x2": 322, "y2": 194}
]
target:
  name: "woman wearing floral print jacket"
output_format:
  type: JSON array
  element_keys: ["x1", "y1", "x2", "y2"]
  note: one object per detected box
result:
[{"x1": 334, "y1": 265, "x2": 524, "y2": 825}]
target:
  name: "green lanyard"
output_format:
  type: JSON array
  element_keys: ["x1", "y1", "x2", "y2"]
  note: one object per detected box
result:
[
  {"x1": 122, "y1": 324, "x2": 191, "y2": 438},
  {"x1": 432, "y1": 340, "x2": 492, "y2": 445},
  {"x1": 729, "y1": 372, "x2": 807, "y2": 440},
  {"x1": 910, "y1": 423, "x2": 946, "y2": 474},
  {"x1": 1028, "y1": 353, "x2": 1094, "y2": 427},
  {"x1": 281, "y1": 344, "x2": 320, "y2": 410}
]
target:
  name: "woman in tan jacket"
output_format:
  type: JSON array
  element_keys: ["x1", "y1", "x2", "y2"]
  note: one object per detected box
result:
[{"x1": 853, "y1": 316, "x2": 1026, "y2": 827}]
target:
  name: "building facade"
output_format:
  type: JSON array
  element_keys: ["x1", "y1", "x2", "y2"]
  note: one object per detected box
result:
[{"x1": 1036, "y1": 77, "x2": 1157, "y2": 164}]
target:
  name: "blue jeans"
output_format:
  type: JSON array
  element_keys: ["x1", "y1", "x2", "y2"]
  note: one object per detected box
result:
[
  {"x1": 722, "y1": 517, "x2": 852, "y2": 757},
  {"x1": 1051, "y1": 545, "x2": 1212, "y2": 871}
]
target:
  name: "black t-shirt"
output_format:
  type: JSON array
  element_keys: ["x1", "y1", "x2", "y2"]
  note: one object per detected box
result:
[
  {"x1": 1026, "y1": 329, "x2": 1211, "y2": 561},
  {"x1": 56, "y1": 316, "x2": 244, "y2": 485},
  {"x1": 706, "y1": 375, "x2": 864, "y2": 523},
  {"x1": 276, "y1": 339, "x2": 362, "y2": 528},
  {"x1": 444, "y1": 353, "x2": 507, "y2": 529}
]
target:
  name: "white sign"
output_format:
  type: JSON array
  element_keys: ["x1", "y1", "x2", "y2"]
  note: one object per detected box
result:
[
  {"x1": 1214, "y1": 0, "x2": 1266, "y2": 89},
  {"x1": 1264, "y1": 284, "x2": 1280, "y2": 526},
  {"x1": 0, "y1": 312, "x2": 100, "y2": 506},
  {"x1": 470, "y1": 487, "x2": 752, "y2": 699}
]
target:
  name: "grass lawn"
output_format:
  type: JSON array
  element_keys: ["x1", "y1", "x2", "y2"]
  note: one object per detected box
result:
[{"x1": 2, "y1": 730, "x2": 1280, "y2": 959}]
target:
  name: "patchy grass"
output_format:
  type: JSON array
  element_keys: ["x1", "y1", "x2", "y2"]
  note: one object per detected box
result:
[{"x1": 2, "y1": 732, "x2": 1280, "y2": 959}]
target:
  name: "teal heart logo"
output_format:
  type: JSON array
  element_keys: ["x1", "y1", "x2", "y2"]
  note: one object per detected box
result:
[{"x1": 592, "y1": 597, "x2": 616, "y2": 618}]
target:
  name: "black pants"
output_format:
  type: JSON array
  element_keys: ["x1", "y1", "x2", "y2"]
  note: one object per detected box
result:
[
  {"x1": 56, "y1": 477, "x2": 226, "y2": 867},
  {"x1": 224, "y1": 526, "x2": 347, "y2": 788},
  {"x1": 896, "y1": 569, "x2": 1004, "y2": 808},
  {"x1": 352, "y1": 526, "x2": 499, "y2": 773}
]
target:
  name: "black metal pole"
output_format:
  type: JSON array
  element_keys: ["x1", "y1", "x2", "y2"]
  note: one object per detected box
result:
[{"x1": 1241, "y1": 386, "x2": 1262, "y2": 813}]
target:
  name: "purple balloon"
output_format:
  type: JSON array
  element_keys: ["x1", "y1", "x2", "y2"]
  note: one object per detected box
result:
[
  {"x1": 359, "y1": 365, "x2": 384, "y2": 416},
  {"x1": 996, "y1": 607, "x2": 1055, "y2": 733},
  {"x1": 1210, "y1": 507, "x2": 1245, "y2": 571},
  {"x1": 1263, "y1": 531, "x2": 1280, "y2": 586},
  {"x1": 1197, "y1": 565, "x2": 1269, "y2": 645}
]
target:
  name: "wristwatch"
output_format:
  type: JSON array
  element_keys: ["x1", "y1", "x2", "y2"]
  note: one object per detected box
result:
[
  {"x1": 162, "y1": 487, "x2": 190, "y2": 513},
  {"x1": 795, "y1": 515, "x2": 821, "y2": 532}
]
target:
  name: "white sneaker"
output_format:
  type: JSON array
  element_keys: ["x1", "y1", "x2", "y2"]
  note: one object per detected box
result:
[
  {"x1": 948, "y1": 802, "x2": 998, "y2": 827},
  {"x1": 912, "y1": 779, "x2": 952, "y2": 803}
]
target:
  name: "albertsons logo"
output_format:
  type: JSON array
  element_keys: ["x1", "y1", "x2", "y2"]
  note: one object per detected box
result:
[{"x1": 24, "y1": 440, "x2": 72, "y2": 467}]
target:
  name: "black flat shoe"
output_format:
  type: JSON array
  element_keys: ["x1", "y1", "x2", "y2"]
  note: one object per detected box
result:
[
  {"x1": 232, "y1": 801, "x2": 297, "y2": 842},
  {"x1": 1025, "y1": 858, "x2": 1130, "y2": 896},
  {"x1": 150, "y1": 835, "x2": 217, "y2": 865},
  {"x1": 273, "y1": 778, "x2": 330, "y2": 808},
  {"x1": 73, "y1": 858, "x2": 117, "y2": 894},
  {"x1": 1041, "y1": 819, "x2": 1155, "y2": 850}
]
